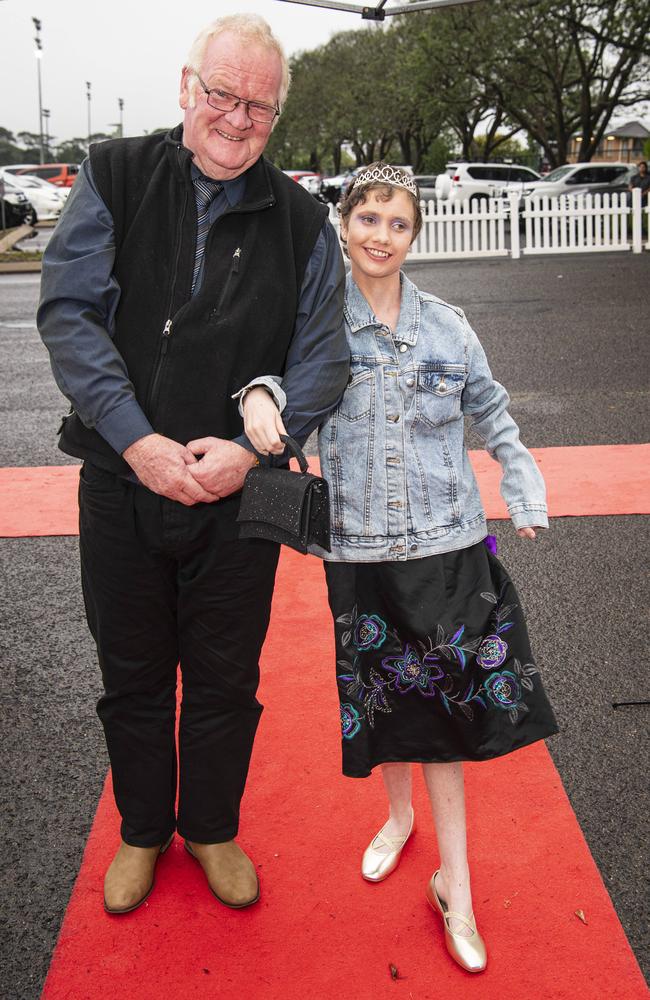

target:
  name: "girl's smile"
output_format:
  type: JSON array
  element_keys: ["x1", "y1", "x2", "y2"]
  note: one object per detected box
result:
[{"x1": 342, "y1": 189, "x2": 416, "y2": 283}]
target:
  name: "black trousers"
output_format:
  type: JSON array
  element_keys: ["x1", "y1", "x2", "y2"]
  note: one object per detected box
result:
[{"x1": 79, "y1": 463, "x2": 280, "y2": 847}]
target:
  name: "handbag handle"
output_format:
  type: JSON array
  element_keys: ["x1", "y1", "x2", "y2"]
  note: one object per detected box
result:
[{"x1": 279, "y1": 434, "x2": 309, "y2": 474}]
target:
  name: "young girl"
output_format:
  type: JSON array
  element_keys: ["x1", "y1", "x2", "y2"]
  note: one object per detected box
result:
[{"x1": 241, "y1": 162, "x2": 558, "y2": 973}]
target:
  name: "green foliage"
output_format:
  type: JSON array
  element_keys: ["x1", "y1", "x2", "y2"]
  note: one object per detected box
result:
[
  {"x1": 419, "y1": 136, "x2": 456, "y2": 175},
  {"x1": 469, "y1": 134, "x2": 531, "y2": 165},
  {"x1": 0, "y1": 137, "x2": 30, "y2": 165},
  {"x1": 56, "y1": 139, "x2": 88, "y2": 162},
  {"x1": 267, "y1": 0, "x2": 649, "y2": 177},
  {"x1": 3, "y1": 2, "x2": 649, "y2": 177}
]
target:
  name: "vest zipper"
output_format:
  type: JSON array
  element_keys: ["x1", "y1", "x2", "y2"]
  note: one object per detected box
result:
[
  {"x1": 146, "y1": 176, "x2": 188, "y2": 417},
  {"x1": 147, "y1": 319, "x2": 172, "y2": 413},
  {"x1": 213, "y1": 246, "x2": 242, "y2": 320}
]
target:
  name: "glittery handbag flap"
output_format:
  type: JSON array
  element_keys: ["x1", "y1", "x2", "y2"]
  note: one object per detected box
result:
[{"x1": 237, "y1": 436, "x2": 331, "y2": 554}]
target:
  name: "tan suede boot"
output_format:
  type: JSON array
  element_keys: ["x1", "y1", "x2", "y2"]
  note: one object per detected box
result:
[
  {"x1": 185, "y1": 840, "x2": 260, "y2": 908},
  {"x1": 103, "y1": 835, "x2": 173, "y2": 914}
]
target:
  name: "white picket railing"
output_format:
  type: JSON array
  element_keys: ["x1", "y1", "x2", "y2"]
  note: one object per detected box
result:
[
  {"x1": 410, "y1": 197, "x2": 512, "y2": 259},
  {"x1": 522, "y1": 191, "x2": 634, "y2": 255},
  {"x1": 328, "y1": 195, "x2": 515, "y2": 260},
  {"x1": 327, "y1": 186, "x2": 646, "y2": 260}
]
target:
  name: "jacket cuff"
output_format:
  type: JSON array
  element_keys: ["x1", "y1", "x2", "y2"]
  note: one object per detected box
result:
[
  {"x1": 94, "y1": 399, "x2": 155, "y2": 455},
  {"x1": 508, "y1": 504, "x2": 549, "y2": 530},
  {"x1": 233, "y1": 432, "x2": 276, "y2": 466},
  {"x1": 232, "y1": 376, "x2": 286, "y2": 416}
]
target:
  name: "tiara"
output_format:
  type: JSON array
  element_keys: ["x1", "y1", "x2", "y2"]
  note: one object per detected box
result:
[{"x1": 350, "y1": 164, "x2": 418, "y2": 198}]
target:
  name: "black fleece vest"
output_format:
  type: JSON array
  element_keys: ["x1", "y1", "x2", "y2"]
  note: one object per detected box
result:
[{"x1": 59, "y1": 126, "x2": 327, "y2": 473}]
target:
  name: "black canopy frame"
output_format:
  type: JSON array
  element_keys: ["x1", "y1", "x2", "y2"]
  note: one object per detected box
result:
[{"x1": 274, "y1": 0, "x2": 484, "y2": 21}]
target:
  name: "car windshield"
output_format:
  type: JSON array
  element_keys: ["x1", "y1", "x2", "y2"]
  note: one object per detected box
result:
[{"x1": 540, "y1": 166, "x2": 574, "y2": 182}]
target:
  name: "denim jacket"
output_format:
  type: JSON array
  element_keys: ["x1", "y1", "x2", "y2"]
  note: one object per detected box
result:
[{"x1": 315, "y1": 271, "x2": 548, "y2": 562}]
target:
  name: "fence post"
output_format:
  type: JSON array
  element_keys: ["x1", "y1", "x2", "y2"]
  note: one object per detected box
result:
[
  {"x1": 631, "y1": 187, "x2": 642, "y2": 253},
  {"x1": 509, "y1": 192, "x2": 520, "y2": 258}
]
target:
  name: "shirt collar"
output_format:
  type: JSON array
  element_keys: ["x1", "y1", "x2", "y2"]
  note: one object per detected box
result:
[{"x1": 344, "y1": 270, "x2": 421, "y2": 346}]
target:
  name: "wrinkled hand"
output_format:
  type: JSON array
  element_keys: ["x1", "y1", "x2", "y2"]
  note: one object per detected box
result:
[
  {"x1": 242, "y1": 387, "x2": 287, "y2": 456},
  {"x1": 122, "y1": 433, "x2": 218, "y2": 505},
  {"x1": 516, "y1": 526, "x2": 543, "y2": 539},
  {"x1": 186, "y1": 437, "x2": 257, "y2": 497}
]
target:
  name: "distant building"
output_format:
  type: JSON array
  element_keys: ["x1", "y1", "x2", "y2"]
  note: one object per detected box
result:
[{"x1": 567, "y1": 120, "x2": 649, "y2": 163}]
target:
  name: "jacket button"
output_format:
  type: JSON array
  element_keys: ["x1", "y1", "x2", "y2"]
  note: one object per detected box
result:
[
  {"x1": 410, "y1": 544, "x2": 418, "y2": 552},
  {"x1": 405, "y1": 377, "x2": 415, "y2": 387},
  {"x1": 387, "y1": 414, "x2": 400, "y2": 422},
  {"x1": 398, "y1": 343, "x2": 408, "y2": 353}
]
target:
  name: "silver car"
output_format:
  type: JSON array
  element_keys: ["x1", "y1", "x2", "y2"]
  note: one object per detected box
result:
[{"x1": 523, "y1": 162, "x2": 631, "y2": 199}]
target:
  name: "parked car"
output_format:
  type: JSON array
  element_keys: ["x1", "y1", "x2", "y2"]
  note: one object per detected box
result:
[
  {"x1": 319, "y1": 170, "x2": 355, "y2": 204},
  {"x1": 557, "y1": 165, "x2": 636, "y2": 199},
  {"x1": 4, "y1": 162, "x2": 80, "y2": 188},
  {"x1": 283, "y1": 169, "x2": 318, "y2": 183},
  {"x1": 0, "y1": 175, "x2": 32, "y2": 228},
  {"x1": 24, "y1": 173, "x2": 71, "y2": 202},
  {"x1": 522, "y1": 162, "x2": 631, "y2": 199},
  {"x1": 297, "y1": 174, "x2": 323, "y2": 197},
  {"x1": 435, "y1": 164, "x2": 456, "y2": 200},
  {"x1": 0, "y1": 172, "x2": 65, "y2": 222},
  {"x1": 413, "y1": 175, "x2": 437, "y2": 202},
  {"x1": 447, "y1": 163, "x2": 541, "y2": 204},
  {"x1": 282, "y1": 169, "x2": 327, "y2": 199}
]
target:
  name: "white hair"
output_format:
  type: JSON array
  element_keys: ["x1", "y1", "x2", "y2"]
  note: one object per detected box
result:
[{"x1": 185, "y1": 14, "x2": 290, "y2": 110}]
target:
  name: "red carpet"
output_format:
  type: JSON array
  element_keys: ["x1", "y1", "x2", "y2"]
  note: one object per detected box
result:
[
  {"x1": 41, "y1": 548, "x2": 647, "y2": 1000},
  {"x1": 1, "y1": 444, "x2": 649, "y2": 538}
]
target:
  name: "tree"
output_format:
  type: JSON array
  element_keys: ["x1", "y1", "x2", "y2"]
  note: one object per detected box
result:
[
  {"x1": 266, "y1": 48, "x2": 336, "y2": 171},
  {"x1": 398, "y1": 6, "x2": 521, "y2": 162},
  {"x1": 0, "y1": 126, "x2": 28, "y2": 166},
  {"x1": 472, "y1": 0, "x2": 650, "y2": 166},
  {"x1": 55, "y1": 139, "x2": 88, "y2": 163}
]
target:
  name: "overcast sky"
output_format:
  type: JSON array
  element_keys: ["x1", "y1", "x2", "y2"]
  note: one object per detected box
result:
[{"x1": 1, "y1": 0, "x2": 371, "y2": 143}]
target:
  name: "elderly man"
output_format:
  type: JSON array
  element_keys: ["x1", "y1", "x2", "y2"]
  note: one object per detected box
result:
[{"x1": 38, "y1": 14, "x2": 347, "y2": 913}]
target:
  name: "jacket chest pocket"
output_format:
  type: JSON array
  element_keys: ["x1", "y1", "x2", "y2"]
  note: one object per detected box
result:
[
  {"x1": 338, "y1": 365, "x2": 373, "y2": 422},
  {"x1": 415, "y1": 369, "x2": 465, "y2": 427}
]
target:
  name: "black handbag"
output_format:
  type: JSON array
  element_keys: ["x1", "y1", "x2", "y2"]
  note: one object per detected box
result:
[{"x1": 237, "y1": 435, "x2": 331, "y2": 554}]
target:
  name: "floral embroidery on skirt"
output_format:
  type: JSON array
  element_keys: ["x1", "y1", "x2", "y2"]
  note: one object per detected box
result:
[{"x1": 324, "y1": 541, "x2": 558, "y2": 777}]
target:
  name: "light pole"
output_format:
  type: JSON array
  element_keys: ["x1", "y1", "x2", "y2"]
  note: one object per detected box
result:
[
  {"x1": 32, "y1": 16, "x2": 44, "y2": 164},
  {"x1": 86, "y1": 81, "x2": 92, "y2": 150},
  {"x1": 43, "y1": 108, "x2": 50, "y2": 157},
  {"x1": 118, "y1": 97, "x2": 124, "y2": 138}
]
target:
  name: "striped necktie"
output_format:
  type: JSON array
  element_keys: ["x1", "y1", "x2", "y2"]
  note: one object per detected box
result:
[{"x1": 191, "y1": 177, "x2": 223, "y2": 294}]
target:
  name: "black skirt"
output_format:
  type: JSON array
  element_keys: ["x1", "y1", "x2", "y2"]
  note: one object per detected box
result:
[{"x1": 324, "y1": 541, "x2": 558, "y2": 778}]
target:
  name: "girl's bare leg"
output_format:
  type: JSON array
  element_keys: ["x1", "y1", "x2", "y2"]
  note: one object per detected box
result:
[
  {"x1": 373, "y1": 762, "x2": 413, "y2": 848},
  {"x1": 422, "y1": 762, "x2": 473, "y2": 933}
]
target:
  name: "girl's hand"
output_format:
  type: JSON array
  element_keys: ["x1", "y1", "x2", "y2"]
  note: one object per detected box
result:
[
  {"x1": 516, "y1": 527, "x2": 542, "y2": 539},
  {"x1": 242, "y1": 386, "x2": 287, "y2": 456}
]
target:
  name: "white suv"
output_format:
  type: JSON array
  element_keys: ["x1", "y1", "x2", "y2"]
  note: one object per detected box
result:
[
  {"x1": 440, "y1": 163, "x2": 541, "y2": 204},
  {"x1": 522, "y1": 162, "x2": 630, "y2": 198}
]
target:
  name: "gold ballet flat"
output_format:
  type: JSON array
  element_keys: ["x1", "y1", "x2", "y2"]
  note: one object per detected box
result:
[
  {"x1": 361, "y1": 809, "x2": 414, "y2": 882},
  {"x1": 426, "y1": 870, "x2": 487, "y2": 973}
]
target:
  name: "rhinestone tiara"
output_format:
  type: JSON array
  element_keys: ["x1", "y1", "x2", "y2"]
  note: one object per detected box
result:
[{"x1": 349, "y1": 164, "x2": 418, "y2": 199}]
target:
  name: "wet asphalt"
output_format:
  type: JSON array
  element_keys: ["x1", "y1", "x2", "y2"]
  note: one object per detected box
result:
[{"x1": 0, "y1": 251, "x2": 649, "y2": 998}]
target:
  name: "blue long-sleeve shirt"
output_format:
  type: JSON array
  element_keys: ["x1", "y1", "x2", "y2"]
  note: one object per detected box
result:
[{"x1": 38, "y1": 158, "x2": 349, "y2": 456}]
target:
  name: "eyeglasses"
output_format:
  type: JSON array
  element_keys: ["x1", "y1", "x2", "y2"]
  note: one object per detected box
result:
[{"x1": 194, "y1": 73, "x2": 279, "y2": 125}]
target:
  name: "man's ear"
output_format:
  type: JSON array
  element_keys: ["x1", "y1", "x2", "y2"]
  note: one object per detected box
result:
[{"x1": 179, "y1": 66, "x2": 191, "y2": 110}]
